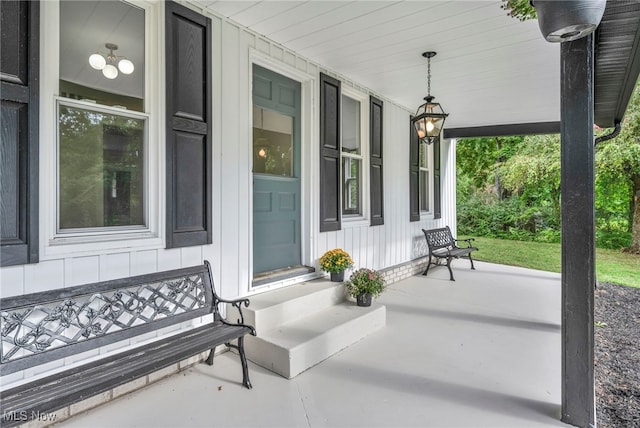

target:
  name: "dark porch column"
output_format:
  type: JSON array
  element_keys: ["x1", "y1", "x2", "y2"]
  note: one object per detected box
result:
[{"x1": 560, "y1": 34, "x2": 596, "y2": 428}]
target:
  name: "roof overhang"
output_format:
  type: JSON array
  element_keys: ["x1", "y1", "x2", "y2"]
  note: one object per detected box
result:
[{"x1": 594, "y1": 0, "x2": 640, "y2": 128}]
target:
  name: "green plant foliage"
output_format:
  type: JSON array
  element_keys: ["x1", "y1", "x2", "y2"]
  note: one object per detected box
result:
[
  {"x1": 456, "y1": 136, "x2": 522, "y2": 192},
  {"x1": 457, "y1": 80, "x2": 640, "y2": 253},
  {"x1": 501, "y1": 0, "x2": 537, "y2": 21},
  {"x1": 458, "y1": 193, "x2": 560, "y2": 243},
  {"x1": 319, "y1": 248, "x2": 354, "y2": 273},
  {"x1": 344, "y1": 268, "x2": 386, "y2": 298},
  {"x1": 500, "y1": 134, "x2": 561, "y2": 223},
  {"x1": 595, "y1": 81, "x2": 640, "y2": 252}
]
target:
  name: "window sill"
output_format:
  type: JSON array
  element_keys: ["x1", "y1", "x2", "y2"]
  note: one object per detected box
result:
[
  {"x1": 342, "y1": 216, "x2": 370, "y2": 228},
  {"x1": 41, "y1": 232, "x2": 165, "y2": 260}
]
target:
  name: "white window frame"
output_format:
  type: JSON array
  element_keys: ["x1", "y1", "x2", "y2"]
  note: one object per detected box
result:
[
  {"x1": 419, "y1": 141, "x2": 434, "y2": 216},
  {"x1": 55, "y1": 98, "x2": 150, "y2": 235},
  {"x1": 340, "y1": 86, "x2": 369, "y2": 227},
  {"x1": 40, "y1": 0, "x2": 164, "y2": 259}
]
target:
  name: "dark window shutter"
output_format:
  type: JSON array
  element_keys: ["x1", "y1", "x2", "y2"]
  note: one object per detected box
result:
[
  {"x1": 319, "y1": 73, "x2": 341, "y2": 232},
  {"x1": 165, "y1": 2, "x2": 212, "y2": 248},
  {"x1": 369, "y1": 96, "x2": 384, "y2": 226},
  {"x1": 433, "y1": 138, "x2": 442, "y2": 219},
  {"x1": 1, "y1": 0, "x2": 39, "y2": 266},
  {"x1": 409, "y1": 116, "x2": 420, "y2": 222}
]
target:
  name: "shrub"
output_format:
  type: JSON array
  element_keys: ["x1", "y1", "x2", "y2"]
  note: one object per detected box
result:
[{"x1": 458, "y1": 192, "x2": 561, "y2": 243}]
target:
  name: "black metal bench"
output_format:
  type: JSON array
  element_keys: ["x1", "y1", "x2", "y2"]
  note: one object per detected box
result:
[
  {"x1": 422, "y1": 227, "x2": 478, "y2": 281},
  {"x1": 0, "y1": 260, "x2": 255, "y2": 427}
]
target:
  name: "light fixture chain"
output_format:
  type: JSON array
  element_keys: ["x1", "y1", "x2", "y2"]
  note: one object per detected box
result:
[{"x1": 427, "y1": 56, "x2": 431, "y2": 97}]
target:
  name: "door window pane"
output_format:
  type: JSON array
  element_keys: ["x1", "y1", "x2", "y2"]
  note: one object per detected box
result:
[
  {"x1": 58, "y1": 104, "x2": 145, "y2": 230},
  {"x1": 253, "y1": 107, "x2": 294, "y2": 176}
]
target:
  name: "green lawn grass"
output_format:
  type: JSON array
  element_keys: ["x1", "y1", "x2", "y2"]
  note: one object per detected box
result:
[{"x1": 460, "y1": 236, "x2": 640, "y2": 288}]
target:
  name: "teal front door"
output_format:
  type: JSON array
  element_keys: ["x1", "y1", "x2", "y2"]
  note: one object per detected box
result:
[{"x1": 252, "y1": 65, "x2": 302, "y2": 276}]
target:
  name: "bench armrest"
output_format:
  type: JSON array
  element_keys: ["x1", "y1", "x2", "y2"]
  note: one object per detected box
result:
[
  {"x1": 216, "y1": 297, "x2": 256, "y2": 335},
  {"x1": 454, "y1": 238, "x2": 475, "y2": 248}
]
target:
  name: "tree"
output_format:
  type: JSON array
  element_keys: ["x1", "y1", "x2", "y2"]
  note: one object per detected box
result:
[
  {"x1": 499, "y1": 134, "x2": 561, "y2": 231},
  {"x1": 456, "y1": 136, "x2": 522, "y2": 198},
  {"x1": 596, "y1": 81, "x2": 640, "y2": 253}
]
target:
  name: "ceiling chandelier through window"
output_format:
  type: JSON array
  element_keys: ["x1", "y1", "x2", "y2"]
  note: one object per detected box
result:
[{"x1": 88, "y1": 43, "x2": 134, "y2": 80}]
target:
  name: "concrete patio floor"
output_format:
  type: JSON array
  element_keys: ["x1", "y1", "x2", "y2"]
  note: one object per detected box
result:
[{"x1": 58, "y1": 261, "x2": 566, "y2": 428}]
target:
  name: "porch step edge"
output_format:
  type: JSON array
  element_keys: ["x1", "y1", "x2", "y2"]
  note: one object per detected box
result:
[
  {"x1": 233, "y1": 280, "x2": 347, "y2": 333},
  {"x1": 245, "y1": 302, "x2": 386, "y2": 378}
]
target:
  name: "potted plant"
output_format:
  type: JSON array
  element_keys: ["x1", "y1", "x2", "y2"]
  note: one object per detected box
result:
[
  {"x1": 319, "y1": 248, "x2": 354, "y2": 282},
  {"x1": 344, "y1": 268, "x2": 386, "y2": 307}
]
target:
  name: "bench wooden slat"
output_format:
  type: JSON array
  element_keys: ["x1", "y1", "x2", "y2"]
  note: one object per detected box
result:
[{"x1": 1, "y1": 322, "x2": 251, "y2": 425}]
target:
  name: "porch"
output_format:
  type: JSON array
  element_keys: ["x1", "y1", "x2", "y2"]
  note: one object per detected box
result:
[{"x1": 59, "y1": 261, "x2": 565, "y2": 427}]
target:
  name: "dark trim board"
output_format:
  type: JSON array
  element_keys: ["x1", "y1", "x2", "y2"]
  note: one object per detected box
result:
[
  {"x1": 0, "y1": 0, "x2": 39, "y2": 266},
  {"x1": 443, "y1": 122, "x2": 561, "y2": 139},
  {"x1": 369, "y1": 95, "x2": 384, "y2": 226},
  {"x1": 560, "y1": 35, "x2": 596, "y2": 428},
  {"x1": 409, "y1": 115, "x2": 420, "y2": 222},
  {"x1": 319, "y1": 73, "x2": 341, "y2": 232},
  {"x1": 165, "y1": 1, "x2": 212, "y2": 248}
]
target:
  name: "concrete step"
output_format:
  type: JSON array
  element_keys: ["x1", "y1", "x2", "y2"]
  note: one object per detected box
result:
[
  {"x1": 240, "y1": 279, "x2": 347, "y2": 333},
  {"x1": 245, "y1": 302, "x2": 386, "y2": 379}
]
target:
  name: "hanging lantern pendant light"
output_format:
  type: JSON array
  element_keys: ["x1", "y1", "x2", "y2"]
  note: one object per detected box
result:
[{"x1": 413, "y1": 51, "x2": 448, "y2": 144}]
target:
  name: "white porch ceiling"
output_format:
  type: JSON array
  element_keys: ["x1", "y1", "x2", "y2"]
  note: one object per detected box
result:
[{"x1": 193, "y1": 0, "x2": 561, "y2": 130}]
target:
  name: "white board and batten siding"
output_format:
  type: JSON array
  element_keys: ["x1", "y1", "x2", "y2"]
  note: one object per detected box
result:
[
  {"x1": 0, "y1": 1, "x2": 457, "y2": 388},
  {"x1": 210, "y1": 14, "x2": 457, "y2": 292}
]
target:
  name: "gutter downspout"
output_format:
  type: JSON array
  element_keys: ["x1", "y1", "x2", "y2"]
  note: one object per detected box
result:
[{"x1": 595, "y1": 121, "x2": 621, "y2": 145}]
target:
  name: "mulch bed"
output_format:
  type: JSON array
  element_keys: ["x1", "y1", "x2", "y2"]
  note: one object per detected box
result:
[{"x1": 595, "y1": 282, "x2": 640, "y2": 428}]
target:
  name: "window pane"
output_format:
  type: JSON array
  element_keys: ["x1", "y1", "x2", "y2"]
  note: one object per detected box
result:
[
  {"x1": 341, "y1": 96, "x2": 360, "y2": 154},
  {"x1": 59, "y1": 1, "x2": 145, "y2": 111},
  {"x1": 253, "y1": 107, "x2": 294, "y2": 176},
  {"x1": 419, "y1": 141, "x2": 427, "y2": 167},
  {"x1": 342, "y1": 157, "x2": 361, "y2": 215},
  {"x1": 420, "y1": 171, "x2": 429, "y2": 212},
  {"x1": 59, "y1": 105, "x2": 145, "y2": 229}
]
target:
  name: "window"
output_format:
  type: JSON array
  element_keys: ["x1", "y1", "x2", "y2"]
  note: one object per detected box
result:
[
  {"x1": 410, "y1": 118, "x2": 440, "y2": 221},
  {"x1": 58, "y1": 103, "x2": 146, "y2": 230},
  {"x1": 253, "y1": 107, "x2": 293, "y2": 176},
  {"x1": 341, "y1": 95, "x2": 363, "y2": 216},
  {"x1": 419, "y1": 142, "x2": 431, "y2": 213},
  {"x1": 57, "y1": 0, "x2": 149, "y2": 236},
  {"x1": 319, "y1": 75, "x2": 382, "y2": 231}
]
